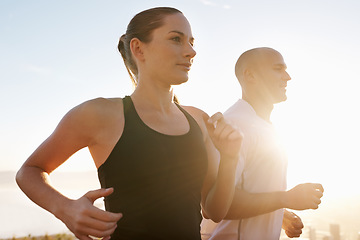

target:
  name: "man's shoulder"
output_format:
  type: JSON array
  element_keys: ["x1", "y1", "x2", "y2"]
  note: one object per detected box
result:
[{"x1": 224, "y1": 100, "x2": 254, "y2": 126}]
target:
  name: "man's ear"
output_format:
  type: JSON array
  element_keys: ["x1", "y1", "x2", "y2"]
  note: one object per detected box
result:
[
  {"x1": 244, "y1": 68, "x2": 256, "y2": 84},
  {"x1": 130, "y1": 38, "x2": 145, "y2": 62}
]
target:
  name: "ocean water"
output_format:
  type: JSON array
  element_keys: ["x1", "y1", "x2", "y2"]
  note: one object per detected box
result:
[
  {"x1": 0, "y1": 171, "x2": 101, "y2": 238},
  {"x1": 3, "y1": 171, "x2": 360, "y2": 239},
  {"x1": 0, "y1": 189, "x2": 71, "y2": 238}
]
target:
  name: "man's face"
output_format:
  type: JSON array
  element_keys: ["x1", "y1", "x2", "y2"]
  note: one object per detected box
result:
[{"x1": 254, "y1": 50, "x2": 291, "y2": 104}]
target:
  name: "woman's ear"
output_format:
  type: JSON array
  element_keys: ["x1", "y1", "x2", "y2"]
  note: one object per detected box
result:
[{"x1": 130, "y1": 38, "x2": 145, "y2": 62}]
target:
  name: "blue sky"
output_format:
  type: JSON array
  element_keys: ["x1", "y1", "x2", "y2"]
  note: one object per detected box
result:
[{"x1": 1, "y1": 0, "x2": 360, "y2": 198}]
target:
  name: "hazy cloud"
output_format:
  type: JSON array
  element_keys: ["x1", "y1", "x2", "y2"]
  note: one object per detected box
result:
[
  {"x1": 24, "y1": 64, "x2": 51, "y2": 75},
  {"x1": 199, "y1": 0, "x2": 231, "y2": 9},
  {"x1": 200, "y1": 0, "x2": 216, "y2": 6}
]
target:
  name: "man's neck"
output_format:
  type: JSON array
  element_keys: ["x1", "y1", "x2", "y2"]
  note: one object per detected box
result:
[{"x1": 242, "y1": 96, "x2": 274, "y2": 122}]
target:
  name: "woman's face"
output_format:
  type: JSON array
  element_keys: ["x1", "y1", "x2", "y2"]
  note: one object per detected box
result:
[{"x1": 140, "y1": 13, "x2": 196, "y2": 86}]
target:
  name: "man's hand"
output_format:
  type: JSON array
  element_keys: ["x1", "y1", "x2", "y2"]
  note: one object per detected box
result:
[
  {"x1": 57, "y1": 188, "x2": 123, "y2": 240},
  {"x1": 282, "y1": 209, "x2": 304, "y2": 238},
  {"x1": 284, "y1": 183, "x2": 324, "y2": 210}
]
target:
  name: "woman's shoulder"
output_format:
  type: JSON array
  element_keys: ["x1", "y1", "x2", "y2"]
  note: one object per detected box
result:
[
  {"x1": 82, "y1": 97, "x2": 123, "y2": 107},
  {"x1": 75, "y1": 97, "x2": 123, "y2": 114},
  {"x1": 181, "y1": 105, "x2": 208, "y2": 119},
  {"x1": 63, "y1": 97, "x2": 124, "y2": 128},
  {"x1": 181, "y1": 105, "x2": 209, "y2": 133}
]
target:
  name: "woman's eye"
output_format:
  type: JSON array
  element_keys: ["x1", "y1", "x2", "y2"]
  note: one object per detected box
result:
[{"x1": 172, "y1": 36, "x2": 181, "y2": 42}]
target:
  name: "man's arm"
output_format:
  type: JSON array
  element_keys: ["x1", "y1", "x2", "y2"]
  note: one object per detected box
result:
[{"x1": 225, "y1": 183, "x2": 324, "y2": 219}]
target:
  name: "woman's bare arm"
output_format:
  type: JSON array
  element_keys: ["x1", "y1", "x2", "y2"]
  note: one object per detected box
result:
[{"x1": 16, "y1": 99, "x2": 122, "y2": 240}]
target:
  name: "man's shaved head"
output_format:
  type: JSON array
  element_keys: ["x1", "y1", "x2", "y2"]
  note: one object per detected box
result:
[
  {"x1": 234, "y1": 47, "x2": 291, "y2": 105},
  {"x1": 235, "y1": 47, "x2": 281, "y2": 84}
]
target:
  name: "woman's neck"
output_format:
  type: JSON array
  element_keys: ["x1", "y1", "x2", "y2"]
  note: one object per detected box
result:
[{"x1": 131, "y1": 81, "x2": 175, "y2": 114}]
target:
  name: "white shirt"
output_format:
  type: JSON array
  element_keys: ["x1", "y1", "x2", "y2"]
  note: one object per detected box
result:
[{"x1": 201, "y1": 99, "x2": 288, "y2": 240}]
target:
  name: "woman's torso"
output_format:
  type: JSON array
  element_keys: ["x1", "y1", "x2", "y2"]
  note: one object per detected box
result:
[{"x1": 97, "y1": 96, "x2": 208, "y2": 240}]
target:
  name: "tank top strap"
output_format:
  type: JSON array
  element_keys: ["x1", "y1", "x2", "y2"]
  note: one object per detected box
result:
[
  {"x1": 122, "y1": 95, "x2": 148, "y2": 132},
  {"x1": 175, "y1": 103, "x2": 203, "y2": 137},
  {"x1": 122, "y1": 95, "x2": 136, "y2": 121}
]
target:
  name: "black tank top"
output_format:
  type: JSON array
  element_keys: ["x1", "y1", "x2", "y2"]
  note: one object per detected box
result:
[{"x1": 98, "y1": 96, "x2": 208, "y2": 240}]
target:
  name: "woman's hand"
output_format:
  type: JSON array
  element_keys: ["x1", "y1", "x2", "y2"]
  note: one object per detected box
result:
[
  {"x1": 204, "y1": 112, "x2": 243, "y2": 161},
  {"x1": 56, "y1": 188, "x2": 123, "y2": 240}
]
